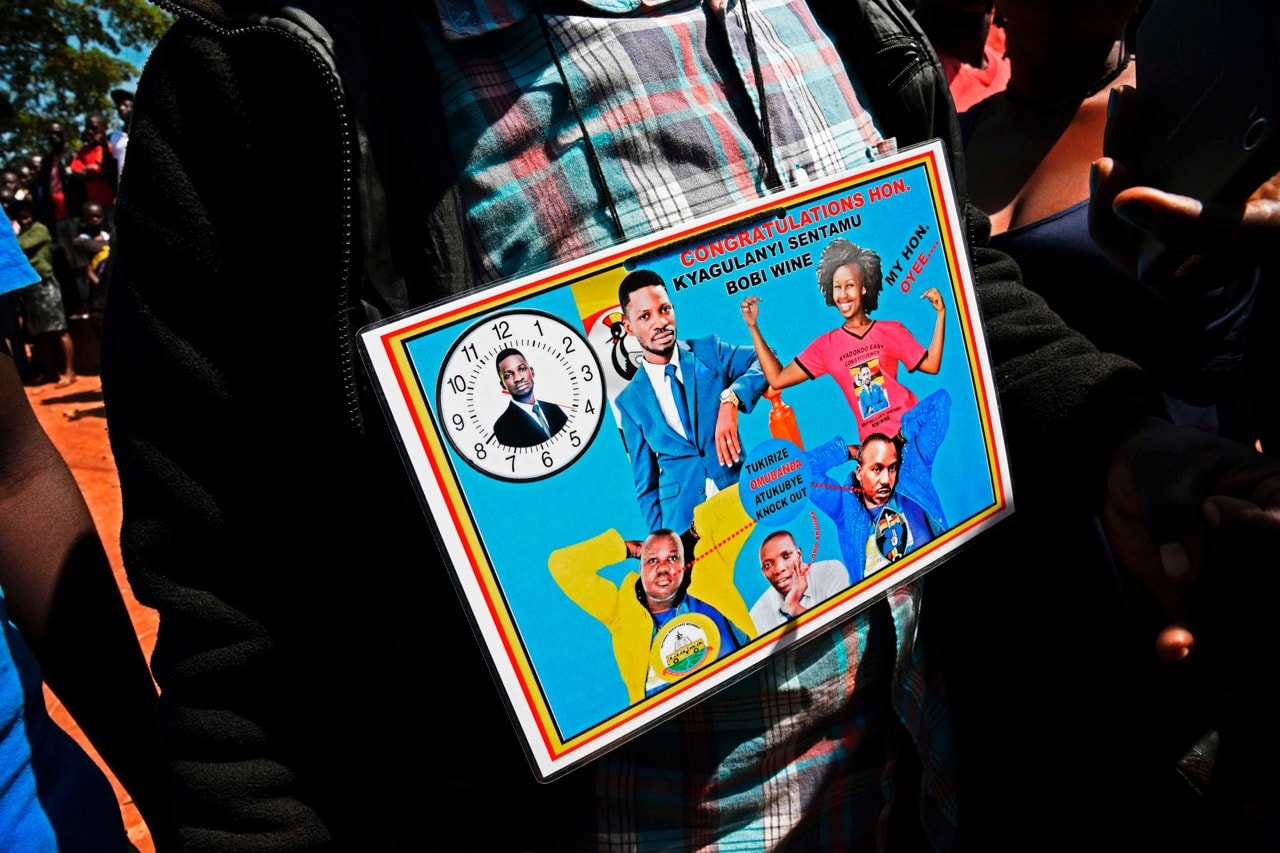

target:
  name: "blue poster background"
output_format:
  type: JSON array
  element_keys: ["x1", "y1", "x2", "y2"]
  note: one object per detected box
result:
[{"x1": 401, "y1": 159, "x2": 995, "y2": 739}]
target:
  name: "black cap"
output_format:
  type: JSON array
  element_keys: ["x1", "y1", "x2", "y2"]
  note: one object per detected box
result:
[{"x1": 110, "y1": 89, "x2": 135, "y2": 106}]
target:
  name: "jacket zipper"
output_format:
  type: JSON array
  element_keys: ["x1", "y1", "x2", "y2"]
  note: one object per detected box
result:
[
  {"x1": 148, "y1": 1, "x2": 364, "y2": 435},
  {"x1": 868, "y1": 0, "x2": 980, "y2": 262}
]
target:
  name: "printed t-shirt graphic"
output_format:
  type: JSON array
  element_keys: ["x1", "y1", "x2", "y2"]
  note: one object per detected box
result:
[{"x1": 795, "y1": 321, "x2": 926, "y2": 440}]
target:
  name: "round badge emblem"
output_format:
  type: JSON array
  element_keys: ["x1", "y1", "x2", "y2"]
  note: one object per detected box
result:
[{"x1": 648, "y1": 612, "x2": 723, "y2": 685}]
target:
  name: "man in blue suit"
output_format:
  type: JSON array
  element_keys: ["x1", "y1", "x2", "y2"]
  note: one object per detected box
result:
[{"x1": 614, "y1": 269, "x2": 768, "y2": 533}]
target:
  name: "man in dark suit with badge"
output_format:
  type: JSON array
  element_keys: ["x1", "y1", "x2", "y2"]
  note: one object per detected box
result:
[{"x1": 492, "y1": 348, "x2": 568, "y2": 448}]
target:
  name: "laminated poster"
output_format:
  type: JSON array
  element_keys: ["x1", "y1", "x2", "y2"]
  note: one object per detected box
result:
[{"x1": 359, "y1": 139, "x2": 1013, "y2": 781}]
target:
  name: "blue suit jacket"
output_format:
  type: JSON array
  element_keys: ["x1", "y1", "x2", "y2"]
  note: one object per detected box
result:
[
  {"x1": 804, "y1": 436, "x2": 945, "y2": 582},
  {"x1": 492, "y1": 399, "x2": 568, "y2": 448},
  {"x1": 615, "y1": 336, "x2": 767, "y2": 533}
]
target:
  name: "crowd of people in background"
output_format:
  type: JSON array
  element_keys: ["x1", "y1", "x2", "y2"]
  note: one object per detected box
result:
[{"x1": 0, "y1": 88, "x2": 132, "y2": 388}]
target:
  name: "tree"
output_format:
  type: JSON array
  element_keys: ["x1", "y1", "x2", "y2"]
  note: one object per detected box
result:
[{"x1": 0, "y1": 0, "x2": 171, "y2": 167}]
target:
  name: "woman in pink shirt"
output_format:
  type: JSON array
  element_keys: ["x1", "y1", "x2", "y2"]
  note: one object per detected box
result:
[{"x1": 742, "y1": 237, "x2": 950, "y2": 521}]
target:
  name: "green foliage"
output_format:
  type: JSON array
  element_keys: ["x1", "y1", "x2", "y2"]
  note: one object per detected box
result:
[{"x1": 0, "y1": 0, "x2": 172, "y2": 167}]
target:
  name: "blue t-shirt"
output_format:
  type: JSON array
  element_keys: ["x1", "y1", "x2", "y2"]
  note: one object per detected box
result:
[
  {"x1": 0, "y1": 589, "x2": 130, "y2": 850},
  {"x1": 0, "y1": 208, "x2": 129, "y2": 846},
  {"x1": 0, "y1": 208, "x2": 39, "y2": 298},
  {"x1": 645, "y1": 594, "x2": 746, "y2": 697}
]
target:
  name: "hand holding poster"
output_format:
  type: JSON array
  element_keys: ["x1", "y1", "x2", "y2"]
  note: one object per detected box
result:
[{"x1": 360, "y1": 140, "x2": 1012, "y2": 780}]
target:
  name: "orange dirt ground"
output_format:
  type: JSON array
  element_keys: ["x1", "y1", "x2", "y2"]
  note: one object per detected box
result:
[{"x1": 24, "y1": 372, "x2": 156, "y2": 852}]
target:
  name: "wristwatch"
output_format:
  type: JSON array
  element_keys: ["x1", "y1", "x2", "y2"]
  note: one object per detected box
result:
[{"x1": 719, "y1": 389, "x2": 741, "y2": 410}]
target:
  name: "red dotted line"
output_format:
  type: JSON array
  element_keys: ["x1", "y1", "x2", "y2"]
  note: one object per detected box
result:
[
  {"x1": 809, "y1": 481, "x2": 860, "y2": 494},
  {"x1": 690, "y1": 520, "x2": 756, "y2": 567},
  {"x1": 809, "y1": 511, "x2": 820, "y2": 563}
]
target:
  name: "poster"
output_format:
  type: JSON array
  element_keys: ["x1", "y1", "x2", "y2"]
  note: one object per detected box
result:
[{"x1": 359, "y1": 140, "x2": 1013, "y2": 780}]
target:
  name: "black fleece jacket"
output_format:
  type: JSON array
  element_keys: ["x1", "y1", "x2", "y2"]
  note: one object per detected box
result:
[{"x1": 102, "y1": 0, "x2": 1165, "y2": 849}]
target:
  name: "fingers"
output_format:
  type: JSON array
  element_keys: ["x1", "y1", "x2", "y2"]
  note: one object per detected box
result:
[
  {"x1": 1197, "y1": 491, "x2": 1280, "y2": 652},
  {"x1": 1111, "y1": 185, "x2": 1230, "y2": 266},
  {"x1": 1101, "y1": 85, "x2": 1141, "y2": 165},
  {"x1": 1155, "y1": 622, "x2": 1195, "y2": 662},
  {"x1": 1089, "y1": 156, "x2": 1140, "y2": 272},
  {"x1": 1114, "y1": 422, "x2": 1214, "y2": 572},
  {"x1": 1088, "y1": 86, "x2": 1142, "y2": 269},
  {"x1": 1109, "y1": 419, "x2": 1280, "y2": 635},
  {"x1": 716, "y1": 427, "x2": 741, "y2": 466},
  {"x1": 1103, "y1": 419, "x2": 1221, "y2": 613},
  {"x1": 1134, "y1": 458, "x2": 1280, "y2": 668},
  {"x1": 1204, "y1": 493, "x2": 1280, "y2": 555},
  {"x1": 1118, "y1": 187, "x2": 1280, "y2": 263},
  {"x1": 1094, "y1": 83, "x2": 1280, "y2": 277},
  {"x1": 715, "y1": 406, "x2": 741, "y2": 466}
]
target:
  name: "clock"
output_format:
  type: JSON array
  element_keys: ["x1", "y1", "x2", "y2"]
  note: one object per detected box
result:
[{"x1": 436, "y1": 309, "x2": 608, "y2": 482}]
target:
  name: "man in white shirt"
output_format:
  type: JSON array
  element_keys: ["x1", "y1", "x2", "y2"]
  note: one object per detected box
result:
[{"x1": 749, "y1": 529, "x2": 850, "y2": 632}]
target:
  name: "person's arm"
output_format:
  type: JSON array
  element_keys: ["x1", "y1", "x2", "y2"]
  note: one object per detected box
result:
[
  {"x1": 802, "y1": 436, "x2": 855, "y2": 523},
  {"x1": 738, "y1": 296, "x2": 811, "y2": 389},
  {"x1": 547, "y1": 529, "x2": 629, "y2": 627},
  {"x1": 713, "y1": 397, "x2": 743, "y2": 468},
  {"x1": 686, "y1": 487, "x2": 757, "y2": 640},
  {"x1": 915, "y1": 286, "x2": 946, "y2": 374},
  {"x1": 857, "y1": 0, "x2": 1280, "y2": 666},
  {"x1": 804, "y1": 436, "x2": 856, "y2": 477},
  {"x1": 701, "y1": 333, "x2": 770, "y2": 467},
  {"x1": 715, "y1": 334, "x2": 769, "y2": 412},
  {"x1": 1090, "y1": 84, "x2": 1273, "y2": 275},
  {"x1": 970, "y1": 190, "x2": 1280, "y2": 663},
  {"x1": 1089, "y1": 84, "x2": 1280, "y2": 656},
  {"x1": 1103, "y1": 416, "x2": 1280, "y2": 661},
  {"x1": 0, "y1": 351, "x2": 174, "y2": 845}
]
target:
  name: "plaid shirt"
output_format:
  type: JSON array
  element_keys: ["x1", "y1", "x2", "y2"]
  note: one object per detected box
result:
[
  {"x1": 424, "y1": 0, "x2": 956, "y2": 847},
  {"x1": 425, "y1": 0, "x2": 886, "y2": 282},
  {"x1": 583, "y1": 583, "x2": 956, "y2": 851}
]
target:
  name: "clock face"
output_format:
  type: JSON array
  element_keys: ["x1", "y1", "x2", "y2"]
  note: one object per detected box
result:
[{"x1": 436, "y1": 310, "x2": 608, "y2": 482}]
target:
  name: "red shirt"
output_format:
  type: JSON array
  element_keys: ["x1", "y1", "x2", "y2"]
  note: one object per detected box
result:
[
  {"x1": 936, "y1": 23, "x2": 1010, "y2": 114},
  {"x1": 69, "y1": 143, "x2": 116, "y2": 207}
]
